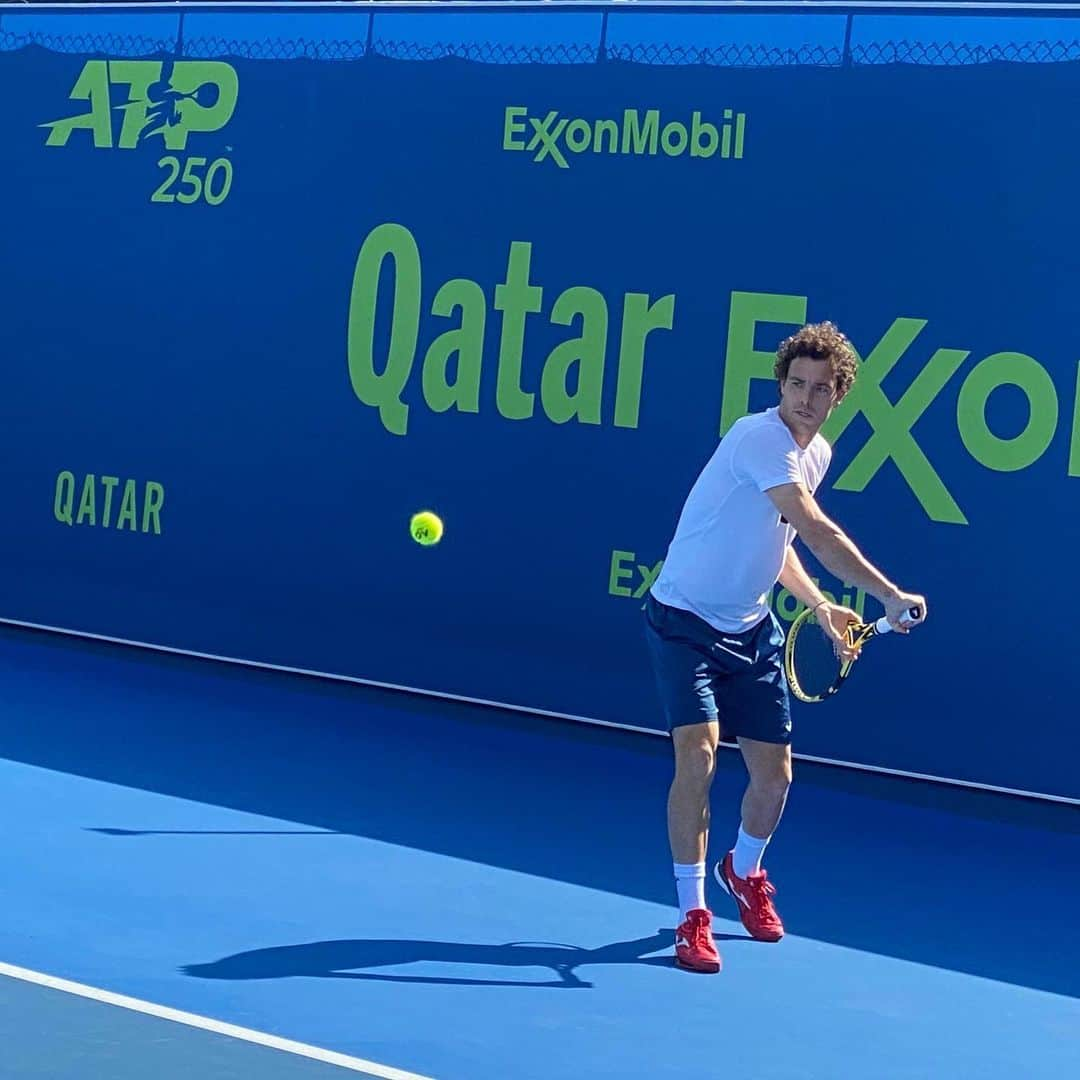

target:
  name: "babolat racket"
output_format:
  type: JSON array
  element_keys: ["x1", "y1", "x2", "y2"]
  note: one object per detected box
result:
[{"x1": 784, "y1": 605, "x2": 921, "y2": 703}]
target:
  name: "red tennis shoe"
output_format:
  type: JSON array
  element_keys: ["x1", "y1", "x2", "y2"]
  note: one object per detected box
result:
[
  {"x1": 714, "y1": 852, "x2": 784, "y2": 942},
  {"x1": 674, "y1": 908, "x2": 722, "y2": 973}
]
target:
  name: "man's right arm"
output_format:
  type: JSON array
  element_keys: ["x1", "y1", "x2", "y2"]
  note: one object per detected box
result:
[{"x1": 767, "y1": 482, "x2": 927, "y2": 628}]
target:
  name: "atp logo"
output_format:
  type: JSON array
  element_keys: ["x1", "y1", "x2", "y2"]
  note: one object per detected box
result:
[{"x1": 41, "y1": 60, "x2": 238, "y2": 150}]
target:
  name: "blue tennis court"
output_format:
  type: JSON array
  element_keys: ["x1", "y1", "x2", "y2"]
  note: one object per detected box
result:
[
  {"x1": 1, "y1": 624, "x2": 1076, "y2": 1079},
  {"x1": 3, "y1": 4, "x2": 1080, "y2": 1073}
]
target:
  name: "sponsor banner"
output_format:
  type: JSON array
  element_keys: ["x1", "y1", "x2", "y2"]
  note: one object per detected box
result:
[{"x1": 1, "y1": 8, "x2": 1078, "y2": 798}]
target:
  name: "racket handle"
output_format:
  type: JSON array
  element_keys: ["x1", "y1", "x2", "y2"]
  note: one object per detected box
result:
[{"x1": 874, "y1": 606, "x2": 922, "y2": 635}]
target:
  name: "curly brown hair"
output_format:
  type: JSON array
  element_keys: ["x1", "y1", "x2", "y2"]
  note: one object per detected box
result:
[{"x1": 774, "y1": 322, "x2": 858, "y2": 399}]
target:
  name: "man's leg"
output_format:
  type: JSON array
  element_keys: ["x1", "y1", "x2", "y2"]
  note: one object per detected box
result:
[
  {"x1": 715, "y1": 738, "x2": 791, "y2": 942},
  {"x1": 669, "y1": 720, "x2": 721, "y2": 866},
  {"x1": 737, "y1": 737, "x2": 792, "y2": 865},
  {"x1": 643, "y1": 594, "x2": 724, "y2": 972},
  {"x1": 669, "y1": 720, "x2": 723, "y2": 972}
]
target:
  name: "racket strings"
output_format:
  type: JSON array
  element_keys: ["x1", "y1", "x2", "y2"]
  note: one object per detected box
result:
[{"x1": 789, "y1": 616, "x2": 843, "y2": 700}]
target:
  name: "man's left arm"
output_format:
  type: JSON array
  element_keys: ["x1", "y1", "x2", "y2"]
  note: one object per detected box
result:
[
  {"x1": 778, "y1": 546, "x2": 828, "y2": 610},
  {"x1": 778, "y1": 547, "x2": 860, "y2": 659}
]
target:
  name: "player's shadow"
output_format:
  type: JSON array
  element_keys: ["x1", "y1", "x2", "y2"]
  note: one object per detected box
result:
[
  {"x1": 4, "y1": 626, "x2": 1077, "y2": 997},
  {"x1": 181, "y1": 931, "x2": 737, "y2": 988},
  {"x1": 87, "y1": 828, "x2": 337, "y2": 837}
]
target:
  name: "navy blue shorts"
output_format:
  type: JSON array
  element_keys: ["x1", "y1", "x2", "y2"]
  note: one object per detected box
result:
[{"x1": 643, "y1": 592, "x2": 792, "y2": 743}]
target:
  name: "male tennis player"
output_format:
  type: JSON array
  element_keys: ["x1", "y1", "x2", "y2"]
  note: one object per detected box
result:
[{"x1": 645, "y1": 322, "x2": 926, "y2": 973}]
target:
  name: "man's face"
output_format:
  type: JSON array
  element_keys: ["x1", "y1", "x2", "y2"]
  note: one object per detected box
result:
[{"x1": 778, "y1": 354, "x2": 839, "y2": 440}]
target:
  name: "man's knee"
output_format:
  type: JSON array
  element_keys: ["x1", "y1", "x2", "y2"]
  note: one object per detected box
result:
[
  {"x1": 672, "y1": 725, "x2": 719, "y2": 785},
  {"x1": 751, "y1": 761, "x2": 792, "y2": 803},
  {"x1": 744, "y1": 744, "x2": 792, "y2": 798}
]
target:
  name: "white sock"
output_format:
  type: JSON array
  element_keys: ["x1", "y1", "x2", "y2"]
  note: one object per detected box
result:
[
  {"x1": 674, "y1": 862, "x2": 707, "y2": 920},
  {"x1": 732, "y1": 825, "x2": 770, "y2": 879}
]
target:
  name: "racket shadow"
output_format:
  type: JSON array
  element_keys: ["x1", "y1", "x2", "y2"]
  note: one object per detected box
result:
[
  {"x1": 180, "y1": 931, "x2": 742, "y2": 989},
  {"x1": 4, "y1": 625, "x2": 1076, "y2": 997}
]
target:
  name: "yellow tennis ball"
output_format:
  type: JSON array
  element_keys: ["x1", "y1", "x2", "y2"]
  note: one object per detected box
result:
[{"x1": 410, "y1": 510, "x2": 443, "y2": 546}]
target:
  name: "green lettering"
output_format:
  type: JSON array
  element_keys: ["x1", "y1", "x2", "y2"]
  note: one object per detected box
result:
[
  {"x1": 117, "y1": 479, "x2": 138, "y2": 531},
  {"x1": 541, "y1": 287, "x2": 608, "y2": 425},
  {"x1": 691, "y1": 112, "x2": 718, "y2": 159},
  {"x1": 1069, "y1": 363, "x2": 1080, "y2": 478},
  {"x1": 527, "y1": 113, "x2": 568, "y2": 168},
  {"x1": 54, "y1": 471, "x2": 75, "y2": 525},
  {"x1": 822, "y1": 320, "x2": 969, "y2": 524},
  {"x1": 593, "y1": 119, "x2": 618, "y2": 154},
  {"x1": 42, "y1": 61, "x2": 112, "y2": 148},
  {"x1": 142, "y1": 481, "x2": 165, "y2": 534},
  {"x1": 720, "y1": 291, "x2": 807, "y2": 435},
  {"x1": 76, "y1": 475, "x2": 97, "y2": 526},
  {"x1": 494, "y1": 242, "x2": 541, "y2": 420},
  {"x1": 661, "y1": 121, "x2": 688, "y2": 157},
  {"x1": 615, "y1": 293, "x2": 675, "y2": 429},
  {"x1": 774, "y1": 587, "x2": 803, "y2": 623},
  {"x1": 347, "y1": 223, "x2": 421, "y2": 436},
  {"x1": 775, "y1": 578, "x2": 865, "y2": 622},
  {"x1": 422, "y1": 279, "x2": 486, "y2": 416},
  {"x1": 155, "y1": 62, "x2": 238, "y2": 149},
  {"x1": 503, "y1": 106, "x2": 527, "y2": 150},
  {"x1": 565, "y1": 119, "x2": 592, "y2": 154},
  {"x1": 633, "y1": 561, "x2": 663, "y2": 599},
  {"x1": 957, "y1": 352, "x2": 1058, "y2": 472},
  {"x1": 622, "y1": 109, "x2": 659, "y2": 155},
  {"x1": 853, "y1": 587, "x2": 866, "y2": 620},
  {"x1": 100, "y1": 475, "x2": 120, "y2": 527},
  {"x1": 609, "y1": 550, "x2": 635, "y2": 597},
  {"x1": 109, "y1": 61, "x2": 161, "y2": 149}
]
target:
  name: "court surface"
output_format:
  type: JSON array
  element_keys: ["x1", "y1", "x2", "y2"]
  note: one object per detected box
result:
[{"x1": 1, "y1": 625, "x2": 1077, "y2": 1079}]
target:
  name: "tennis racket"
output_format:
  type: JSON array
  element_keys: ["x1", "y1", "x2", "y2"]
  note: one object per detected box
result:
[{"x1": 784, "y1": 605, "x2": 921, "y2": 704}]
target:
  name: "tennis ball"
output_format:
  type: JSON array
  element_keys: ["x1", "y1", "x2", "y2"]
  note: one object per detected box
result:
[{"x1": 410, "y1": 510, "x2": 443, "y2": 546}]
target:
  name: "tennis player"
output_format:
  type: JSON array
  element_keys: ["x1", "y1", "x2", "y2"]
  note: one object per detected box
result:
[{"x1": 644, "y1": 322, "x2": 926, "y2": 973}]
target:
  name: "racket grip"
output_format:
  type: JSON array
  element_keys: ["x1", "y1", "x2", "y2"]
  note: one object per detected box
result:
[{"x1": 874, "y1": 606, "x2": 922, "y2": 635}]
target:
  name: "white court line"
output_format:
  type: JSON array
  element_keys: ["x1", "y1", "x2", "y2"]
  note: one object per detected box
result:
[{"x1": 0, "y1": 962, "x2": 436, "y2": 1080}]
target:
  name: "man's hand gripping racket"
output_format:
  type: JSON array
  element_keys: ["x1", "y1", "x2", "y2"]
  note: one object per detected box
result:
[{"x1": 785, "y1": 593, "x2": 926, "y2": 704}]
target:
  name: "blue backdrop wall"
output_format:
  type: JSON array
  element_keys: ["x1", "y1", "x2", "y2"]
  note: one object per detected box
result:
[{"x1": 2, "y1": 4, "x2": 1078, "y2": 800}]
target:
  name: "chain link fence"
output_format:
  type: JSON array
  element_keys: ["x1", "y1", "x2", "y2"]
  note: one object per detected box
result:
[{"x1": 2, "y1": 8, "x2": 1080, "y2": 66}]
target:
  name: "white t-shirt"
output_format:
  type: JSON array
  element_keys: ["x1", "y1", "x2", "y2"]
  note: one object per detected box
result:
[{"x1": 650, "y1": 407, "x2": 832, "y2": 633}]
